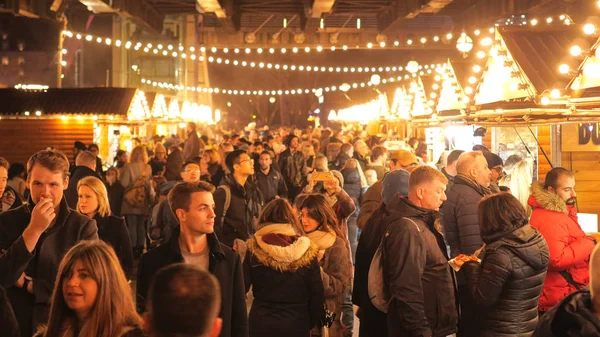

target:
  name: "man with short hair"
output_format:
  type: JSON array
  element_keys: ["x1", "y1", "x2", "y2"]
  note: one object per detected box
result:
[
  {"x1": 65, "y1": 150, "x2": 100, "y2": 208},
  {"x1": 88, "y1": 143, "x2": 104, "y2": 177},
  {"x1": 214, "y1": 150, "x2": 262, "y2": 248},
  {"x1": 331, "y1": 143, "x2": 354, "y2": 171},
  {"x1": 533, "y1": 244, "x2": 600, "y2": 337},
  {"x1": 255, "y1": 151, "x2": 287, "y2": 203},
  {"x1": 529, "y1": 167, "x2": 596, "y2": 315},
  {"x1": 367, "y1": 146, "x2": 388, "y2": 180},
  {"x1": 441, "y1": 150, "x2": 464, "y2": 193},
  {"x1": 482, "y1": 151, "x2": 504, "y2": 193},
  {"x1": 144, "y1": 263, "x2": 223, "y2": 337},
  {"x1": 384, "y1": 166, "x2": 457, "y2": 337},
  {"x1": 353, "y1": 140, "x2": 370, "y2": 171},
  {"x1": 137, "y1": 181, "x2": 247, "y2": 337},
  {"x1": 0, "y1": 150, "x2": 98, "y2": 337},
  {"x1": 0, "y1": 157, "x2": 22, "y2": 213},
  {"x1": 71, "y1": 141, "x2": 87, "y2": 168},
  {"x1": 442, "y1": 151, "x2": 492, "y2": 337},
  {"x1": 357, "y1": 149, "x2": 418, "y2": 230},
  {"x1": 155, "y1": 161, "x2": 203, "y2": 243},
  {"x1": 278, "y1": 134, "x2": 306, "y2": 202}
]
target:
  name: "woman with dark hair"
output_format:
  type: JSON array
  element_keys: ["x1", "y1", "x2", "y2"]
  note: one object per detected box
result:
[
  {"x1": 202, "y1": 149, "x2": 224, "y2": 186},
  {"x1": 244, "y1": 198, "x2": 325, "y2": 337},
  {"x1": 462, "y1": 192, "x2": 550, "y2": 337},
  {"x1": 7, "y1": 162, "x2": 27, "y2": 200},
  {"x1": 297, "y1": 194, "x2": 352, "y2": 337}
]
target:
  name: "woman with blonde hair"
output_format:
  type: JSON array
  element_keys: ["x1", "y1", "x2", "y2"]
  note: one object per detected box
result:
[
  {"x1": 301, "y1": 142, "x2": 316, "y2": 170},
  {"x1": 35, "y1": 241, "x2": 143, "y2": 337},
  {"x1": 120, "y1": 146, "x2": 153, "y2": 258},
  {"x1": 78, "y1": 176, "x2": 134, "y2": 278}
]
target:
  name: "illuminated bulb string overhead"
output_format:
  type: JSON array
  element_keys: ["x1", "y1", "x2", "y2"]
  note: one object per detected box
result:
[
  {"x1": 140, "y1": 67, "x2": 445, "y2": 96},
  {"x1": 61, "y1": 30, "x2": 444, "y2": 74}
]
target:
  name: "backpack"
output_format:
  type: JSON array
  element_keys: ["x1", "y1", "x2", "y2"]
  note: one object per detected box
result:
[
  {"x1": 124, "y1": 166, "x2": 148, "y2": 208},
  {"x1": 368, "y1": 217, "x2": 419, "y2": 313}
]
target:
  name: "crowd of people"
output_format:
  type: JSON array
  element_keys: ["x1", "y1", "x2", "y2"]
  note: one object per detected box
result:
[{"x1": 0, "y1": 121, "x2": 599, "y2": 337}]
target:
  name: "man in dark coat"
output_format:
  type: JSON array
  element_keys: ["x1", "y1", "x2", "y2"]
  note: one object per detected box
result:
[
  {"x1": 441, "y1": 151, "x2": 492, "y2": 337},
  {"x1": 183, "y1": 122, "x2": 202, "y2": 162},
  {"x1": 353, "y1": 169, "x2": 410, "y2": 337},
  {"x1": 65, "y1": 150, "x2": 100, "y2": 209},
  {"x1": 165, "y1": 143, "x2": 185, "y2": 181},
  {"x1": 384, "y1": 166, "x2": 458, "y2": 337},
  {"x1": 330, "y1": 143, "x2": 353, "y2": 171},
  {"x1": 137, "y1": 181, "x2": 248, "y2": 337},
  {"x1": 0, "y1": 157, "x2": 22, "y2": 213},
  {"x1": 255, "y1": 151, "x2": 287, "y2": 203},
  {"x1": 0, "y1": 150, "x2": 98, "y2": 337},
  {"x1": 441, "y1": 149, "x2": 464, "y2": 194},
  {"x1": 533, "y1": 243, "x2": 600, "y2": 337},
  {"x1": 0, "y1": 286, "x2": 20, "y2": 337},
  {"x1": 278, "y1": 134, "x2": 306, "y2": 202},
  {"x1": 214, "y1": 151, "x2": 262, "y2": 248}
]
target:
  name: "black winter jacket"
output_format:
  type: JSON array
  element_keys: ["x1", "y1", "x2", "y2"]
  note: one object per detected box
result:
[
  {"x1": 106, "y1": 181, "x2": 125, "y2": 217},
  {"x1": 65, "y1": 166, "x2": 100, "y2": 209},
  {"x1": 243, "y1": 226, "x2": 324, "y2": 337},
  {"x1": 341, "y1": 168, "x2": 363, "y2": 208},
  {"x1": 94, "y1": 214, "x2": 134, "y2": 279},
  {"x1": 330, "y1": 153, "x2": 351, "y2": 171},
  {"x1": 442, "y1": 174, "x2": 492, "y2": 258},
  {"x1": 353, "y1": 204, "x2": 388, "y2": 337},
  {"x1": 533, "y1": 290, "x2": 600, "y2": 337},
  {"x1": 214, "y1": 175, "x2": 262, "y2": 248},
  {"x1": 255, "y1": 167, "x2": 288, "y2": 203},
  {"x1": 463, "y1": 224, "x2": 550, "y2": 337},
  {"x1": 0, "y1": 197, "x2": 98, "y2": 337},
  {"x1": 384, "y1": 196, "x2": 458, "y2": 337},
  {"x1": 136, "y1": 228, "x2": 248, "y2": 337},
  {"x1": 278, "y1": 149, "x2": 307, "y2": 189}
]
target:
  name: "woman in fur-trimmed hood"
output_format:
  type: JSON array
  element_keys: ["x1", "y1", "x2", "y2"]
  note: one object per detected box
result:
[{"x1": 243, "y1": 198, "x2": 325, "y2": 337}]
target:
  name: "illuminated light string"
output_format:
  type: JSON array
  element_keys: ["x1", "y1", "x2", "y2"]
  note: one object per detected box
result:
[
  {"x1": 61, "y1": 14, "x2": 572, "y2": 56},
  {"x1": 61, "y1": 31, "x2": 443, "y2": 74},
  {"x1": 139, "y1": 67, "x2": 446, "y2": 96}
]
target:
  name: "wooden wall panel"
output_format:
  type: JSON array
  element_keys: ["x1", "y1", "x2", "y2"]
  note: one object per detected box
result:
[
  {"x1": 537, "y1": 125, "x2": 552, "y2": 181},
  {"x1": 0, "y1": 119, "x2": 94, "y2": 166},
  {"x1": 562, "y1": 151, "x2": 600, "y2": 215}
]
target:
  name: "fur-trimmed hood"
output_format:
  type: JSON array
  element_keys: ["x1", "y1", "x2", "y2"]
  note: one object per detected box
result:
[
  {"x1": 247, "y1": 223, "x2": 319, "y2": 272},
  {"x1": 528, "y1": 181, "x2": 568, "y2": 214}
]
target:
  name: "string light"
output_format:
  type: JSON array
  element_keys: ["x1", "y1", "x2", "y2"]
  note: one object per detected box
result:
[{"x1": 140, "y1": 70, "x2": 427, "y2": 97}]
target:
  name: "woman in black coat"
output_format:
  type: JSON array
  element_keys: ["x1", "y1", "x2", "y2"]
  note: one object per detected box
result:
[
  {"x1": 77, "y1": 176, "x2": 134, "y2": 279},
  {"x1": 244, "y1": 199, "x2": 325, "y2": 337},
  {"x1": 462, "y1": 192, "x2": 550, "y2": 337}
]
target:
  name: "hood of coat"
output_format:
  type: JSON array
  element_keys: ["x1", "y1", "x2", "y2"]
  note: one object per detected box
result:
[
  {"x1": 528, "y1": 181, "x2": 568, "y2": 214},
  {"x1": 383, "y1": 195, "x2": 439, "y2": 230},
  {"x1": 341, "y1": 167, "x2": 360, "y2": 186},
  {"x1": 247, "y1": 223, "x2": 319, "y2": 272},
  {"x1": 486, "y1": 224, "x2": 550, "y2": 270},
  {"x1": 545, "y1": 290, "x2": 600, "y2": 337}
]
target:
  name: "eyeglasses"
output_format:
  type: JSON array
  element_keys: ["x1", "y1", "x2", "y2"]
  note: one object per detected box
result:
[{"x1": 238, "y1": 158, "x2": 254, "y2": 164}]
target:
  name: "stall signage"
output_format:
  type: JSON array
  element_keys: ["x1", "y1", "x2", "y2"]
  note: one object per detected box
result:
[{"x1": 562, "y1": 123, "x2": 600, "y2": 152}]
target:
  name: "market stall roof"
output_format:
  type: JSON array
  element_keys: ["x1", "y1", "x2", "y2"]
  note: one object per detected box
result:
[
  {"x1": 569, "y1": 36, "x2": 600, "y2": 93},
  {"x1": 502, "y1": 28, "x2": 594, "y2": 94},
  {"x1": 0, "y1": 88, "x2": 138, "y2": 116}
]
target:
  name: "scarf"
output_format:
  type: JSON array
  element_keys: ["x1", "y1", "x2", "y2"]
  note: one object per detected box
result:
[
  {"x1": 254, "y1": 223, "x2": 312, "y2": 263},
  {"x1": 455, "y1": 173, "x2": 493, "y2": 196},
  {"x1": 306, "y1": 229, "x2": 337, "y2": 250}
]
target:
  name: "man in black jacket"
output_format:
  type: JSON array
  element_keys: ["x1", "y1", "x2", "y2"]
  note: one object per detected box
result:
[
  {"x1": 385, "y1": 166, "x2": 458, "y2": 337},
  {"x1": 533, "y1": 243, "x2": 600, "y2": 337},
  {"x1": 0, "y1": 149, "x2": 98, "y2": 337},
  {"x1": 65, "y1": 150, "x2": 100, "y2": 208},
  {"x1": 137, "y1": 181, "x2": 248, "y2": 337},
  {"x1": 441, "y1": 151, "x2": 492, "y2": 337},
  {"x1": 353, "y1": 169, "x2": 410, "y2": 337},
  {"x1": 214, "y1": 150, "x2": 262, "y2": 248},
  {"x1": 278, "y1": 134, "x2": 306, "y2": 202},
  {"x1": 0, "y1": 157, "x2": 22, "y2": 213},
  {"x1": 255, "y1": 151, "x2": 287, "y2": 203},
  {"x1": 441, "y1": 150, "x2": 464, "y2": 194}
]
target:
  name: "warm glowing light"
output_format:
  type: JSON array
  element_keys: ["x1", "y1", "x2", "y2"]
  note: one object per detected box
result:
[
  {"x1": 473, "y1": 65, "x2": 482, "y2": 72},
  {"x1": 584, "y1": 23, "x2": 596, "y2": 35},
  {"x1": 531, "y1": 19, "x2": 538, "y2": 26},
  {"x1": 551, "y1": 89, "x2": 560, "y2": 98},
  {"x1": 476, "y1": 51, "x2": 486, "y2": 59},
  {"x1": 546, "y1": 17, "x2": 553, "y2": 24},
  {"x1": 559, "y1": 64, "x2": 570, "y2": 74},
  {"x1": 481, "y1": 37, "x2": 493, "y2": 46},
  {"x1": 540, "y1": 96, "x2": 550, "y2": 105},
  {"x1": 570, "y1": 45, "x2": 582, "y2": 57},
  {"x1": 420, "y1": 37, "x2": 427, "y2": 44},
  {"x1": 468, "y1": 76, "x2": 477, "y2": 84},
  {"x1": 380, "y1": 41, "x2": 386, "y2": 47},
  {"x1": 367, "y1": 43, "x2": 373, "y2": 48}
]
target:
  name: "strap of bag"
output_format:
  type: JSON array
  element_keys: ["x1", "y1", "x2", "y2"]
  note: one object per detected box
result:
[
  {"x1": 218, "y1": 185, "x2": 231, "y2": 227},
  {"x1": 560, "y1": 270, "x2": 586, "y2": 290}
]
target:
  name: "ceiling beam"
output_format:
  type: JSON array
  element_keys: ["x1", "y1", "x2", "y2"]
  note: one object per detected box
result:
[
  {"x1": 310, "y1": 0, "x2": 336, "y2": 18},
  {"x1": 377, "y1": 0, "x2": 453, "y2": 33},
  {"x1": 80, "y1": 0, "x2": 164, "y2": 33},
  {"x1": 195, "y1": 0, "x2": 226, "y2": 18},
  {"x1": 197, "y1": 0, "x2": 239, "y2": 32}
]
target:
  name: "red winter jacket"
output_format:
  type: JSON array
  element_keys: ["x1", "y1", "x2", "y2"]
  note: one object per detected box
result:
[{"x1": 528, "y1": 182, "x2": 596, "y2": 312}]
